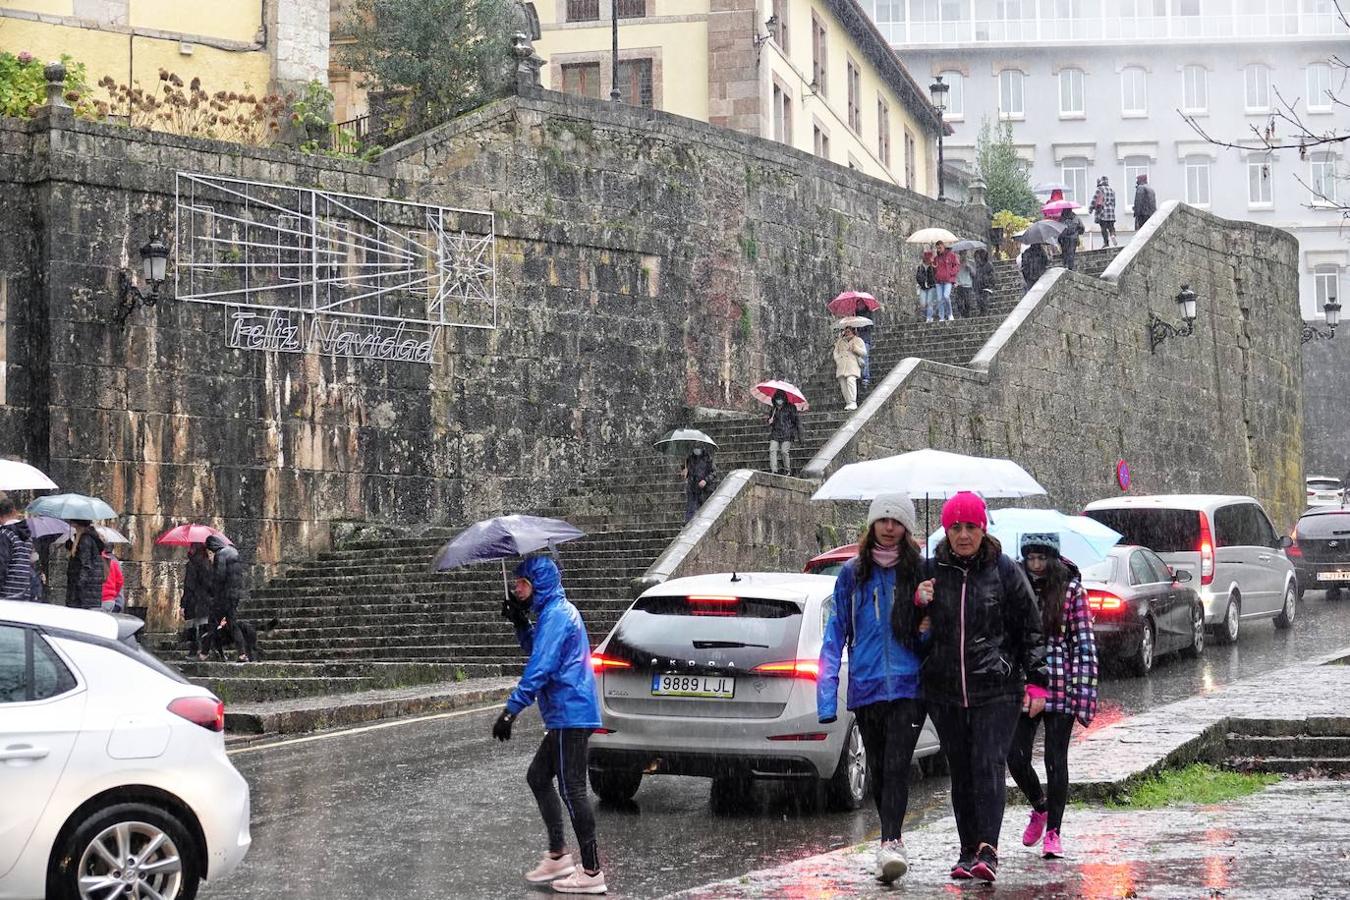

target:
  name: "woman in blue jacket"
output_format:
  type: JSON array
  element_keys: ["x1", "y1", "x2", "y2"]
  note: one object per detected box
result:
[
  {"x1": 817, "y1": 494, "x2": 927, "y2": 884},
  {"x1": 493, "y1": 554, "x2": 607, "y2": 895}
]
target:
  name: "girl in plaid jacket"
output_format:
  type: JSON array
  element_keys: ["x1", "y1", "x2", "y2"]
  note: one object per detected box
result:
[{"x1": 1006, "y1": 533, "x2": 1099, "y2": 861}]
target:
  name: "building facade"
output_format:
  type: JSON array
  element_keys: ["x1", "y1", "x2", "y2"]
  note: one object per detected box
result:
[
  {"x1": 533, "y1": 0, "x2": 943, "y2": 193},
  {"x1": 1, "y1": 0, "x2": 329, "y2": 98},
  {"x1": 870, "y1": 0, "x2": 1349, "y2": 317}
]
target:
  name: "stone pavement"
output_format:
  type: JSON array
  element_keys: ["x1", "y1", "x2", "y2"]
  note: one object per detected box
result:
[{"x1": 668, "y1": 647, "x2": 1350, "y2": 899}]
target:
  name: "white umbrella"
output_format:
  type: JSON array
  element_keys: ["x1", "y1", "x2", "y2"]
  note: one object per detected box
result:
[
  {"x1": 925, "y1": 508, "x2": 1122, "y2": 565},
  {"x1": 95, "y1": 525, "x2": 131, "y2": 545},
  {"x1": 907, "y1": 227, "x2": 959, "y2": 244},
  {"x1": 811, "y1": 449, "x2": 1047, "y2": 501},
  {"x1": 835, "y1": 316, "x2": 874, "y2": 330},
  {"x1": 0, "y1": 460, "x2": 57, "y2": 492}
]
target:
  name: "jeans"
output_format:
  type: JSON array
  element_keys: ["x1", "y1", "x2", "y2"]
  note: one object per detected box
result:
[
  {"x1": 859, "y1": 334, "x2": 873, "y2": 384},
  {"x1": 1060, "y1": 243, "x2": 1077, "y2": 271},
  {"x1": 1007, "y1": 712, "x2": 1076, "y2": 833},
  {"x1": 768, "y1": 440, "x2": 792, "y2": 474},
  {"x1": 929, "y1": 699, "x2": 1022, "y2": 852},
  {"x1": 934, "y1": 282, "x2": 953, "y2": 319},
  {"x1": 527, "y1": 728, "x2": 600, "y2": 872},
  {"x1": 854, "y1": 699, "x2": 927, "y2": 842},
  {"x1": 920, "y1": 287, "x2": 938, "y2": 321},
  {"x1": 1099, "y1": 221, "x2": 1116, "y2": 246},
  {"x1": 837, "y1": 375, "x2": 858, "y2": 408}
]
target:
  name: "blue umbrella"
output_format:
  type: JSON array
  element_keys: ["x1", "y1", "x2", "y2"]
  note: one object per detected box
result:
[
  {"x1": 432, "y1": 515, "x2": 585, "y2": 572},
  {"x1": 927, "y1": 508, "x2": 1123, "y2": 566},
  {"x1": 27, "y1": 493, "x2": 116, "y2": 522}
]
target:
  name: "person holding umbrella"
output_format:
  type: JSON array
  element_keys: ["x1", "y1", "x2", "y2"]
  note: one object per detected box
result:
[
  {"x1": 493, "y1": 553, "x2": 607, "y2": 895},
  {"x1": 203, "y1": 534, "x2": 249, "y2": 662},
  {"x1": 766, "y1": 389, "x2": 802, "y2": 476},
  {"x1": 833, "y1": 324, "x2": 868, "y2": 411},
  {"x1": 1056, "y1": 208, "x2": 1083, "y2": 271},
  {"x1": 681, "y1": 444, "x2": 716, "y2": 522},
  {"x1": 932, "y1": 241, "x2": 960, "y2": 322},
  {"x1": 181, "y1": 544, "x2": 213, "y2": 656},
  {"x1": 1020, "y1": 242, "x2": 1050, "y2": 292},
  {"x1": 914, "y1": 491, "x2": 1048, "y2": 883},
  {"x1": 1007, "y1": 533, "x2": 1098, "y2": 862},
  {"x1": 818, "y1": 494, "x2": 928, "y2": 884},
  {"x1": 65, "y1": 520, "x2": 106, "y2": 609}
]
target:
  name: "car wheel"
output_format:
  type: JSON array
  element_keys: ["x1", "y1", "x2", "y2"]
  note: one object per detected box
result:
[
  {"x1": 588, "y1": 767, "x2": 642, "y2": 803},
  {"x1": 824, "y1": 716, "x2": 869, "y2": 811},
  {"x1": 49, "y1": 802, "x2": 201, "y2": 900},
  {"x1": 1182, "y1": 603, "x2": 1205, "y2": 658},
  {"x1": 1214, "y1": 595, "x2": 1240, "y2": 645},
  {"x1": 1274, "y1": 584, "x2": 1297, "y2": 630},
  {"x1": 1329, "y1": 587, "x2": 1344, "y2": 603},
  {"x1": 1127, "y1": 619, "x2": 1155, "y2": 676},
  {"x1": 709, "y1": 776, "x2": 755, "y2": 815}
]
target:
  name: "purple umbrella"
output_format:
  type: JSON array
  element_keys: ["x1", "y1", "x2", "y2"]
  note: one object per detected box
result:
[{"x1": 432, "y1": 515, "x2": 587, "y2": 593}]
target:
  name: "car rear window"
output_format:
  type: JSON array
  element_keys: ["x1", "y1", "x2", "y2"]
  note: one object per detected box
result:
[
  {"x1": 615, "y1": 596, "x2": 805, "y2": 661},
  {"x1": 1296, "y1": 511, "x2": 1350, "y2": 539},
  {"x1": 1309, "y1": 479, "x2": 1342, "y2": 491},
  {"x1": 1079, "y1": 557, "x2": 1116, "y2": 583},
  {"x1": 1083, "y1": 508, "x2": 1199, "y2": 553}
]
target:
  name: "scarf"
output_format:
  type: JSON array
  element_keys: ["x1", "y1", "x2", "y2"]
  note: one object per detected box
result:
[{"x1": 870, "y1": 545, "x2": 900, "y2": 568}]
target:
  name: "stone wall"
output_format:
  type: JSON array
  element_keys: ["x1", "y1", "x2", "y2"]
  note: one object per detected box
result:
[
  {"x1": 1, "y1": 91, "x2": 985, "y2": 624},
  {"x1": 1301, "y1": 338, "x2": 1350, "y2": 483},
  {"x1": 805, "y1": 201, "x2": 1306, "y2": 531}
]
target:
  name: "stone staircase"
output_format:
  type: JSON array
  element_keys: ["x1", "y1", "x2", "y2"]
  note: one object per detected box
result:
[
  {"x1": 157, "y1": 249, "x2": 1118, "y2": 710},
  {"x1": 1225, "y1": 719, "x2": 1350, "y2": 776}
]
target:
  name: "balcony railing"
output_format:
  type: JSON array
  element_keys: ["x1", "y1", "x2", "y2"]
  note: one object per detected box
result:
[{"x1": 883, "y1": 11, "x2": 1343, "y2": 43}]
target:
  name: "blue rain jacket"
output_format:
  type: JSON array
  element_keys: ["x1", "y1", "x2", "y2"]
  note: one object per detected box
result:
[
  {"x1": 506, "y1": 556, "x2": 602, "y2": 729},
  {"x1": 817, "y1": 557, "x2": 924, "y2": 722}
]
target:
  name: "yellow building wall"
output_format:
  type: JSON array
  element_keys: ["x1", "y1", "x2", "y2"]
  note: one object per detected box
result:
[{"x1": 130, "y1": 0, "x2": 262, "y2": 44}]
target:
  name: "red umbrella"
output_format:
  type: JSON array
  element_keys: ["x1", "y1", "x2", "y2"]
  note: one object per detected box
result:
[
  {"x1": 753, "y1": 380, "x2": 809, "y2": 410},
  {"x1": 826, "y1": 290, "x2": 881, "y2": 316},
  {"x1": 1042, "y1": 199, "x2": 1076, "y2": 217},
  {"x1": 156, "y1": 524, "x2": 231, "y2": 546}
]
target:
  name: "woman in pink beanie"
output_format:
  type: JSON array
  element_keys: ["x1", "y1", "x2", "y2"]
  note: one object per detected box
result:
[{"x1": 913, "y1": 491, "x2": 1049, "y2": 883}]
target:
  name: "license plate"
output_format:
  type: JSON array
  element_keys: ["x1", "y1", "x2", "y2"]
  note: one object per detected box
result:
[
  {"x1": 1317, "y1": 571, "x2": 1350, "y2": 581},
  {"x1": 651, "y1": 673, "x2": 735, "y2": 699}
]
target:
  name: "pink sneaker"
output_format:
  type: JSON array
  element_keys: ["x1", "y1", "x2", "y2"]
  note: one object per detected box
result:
[
  {"x1": 1022, "y1": 809, "x2": 1048, "y2": 846},
  {"x1": 1043, "y1": 829, "x2": 1063, "y2": 859},
  {"x1": 552, "y1": 868, "x2": 607, "y2": 894},
  {"x1": 525, "y1": 853, "x2": 575, "y2": 883}
]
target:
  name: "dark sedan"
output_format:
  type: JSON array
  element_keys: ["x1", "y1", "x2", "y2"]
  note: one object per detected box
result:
[
  {"x1": 1289, "y1": 506, "x2": 1350, "y2": 600},
  {"x1": 1079, "y1": 545, "x2": 1205, "y2": 676}
]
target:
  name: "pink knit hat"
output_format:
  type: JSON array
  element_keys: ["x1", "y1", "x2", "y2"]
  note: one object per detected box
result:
[{"x1": 941, "y1": 491, "x2": 988, "y2": 530}]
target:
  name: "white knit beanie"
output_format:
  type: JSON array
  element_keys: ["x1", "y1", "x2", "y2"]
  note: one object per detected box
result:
[{"x1": 866, "y1": 493, "x2": 918, "y2": 536}]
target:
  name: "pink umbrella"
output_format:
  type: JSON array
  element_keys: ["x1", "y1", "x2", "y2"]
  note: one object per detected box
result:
[
  {"x1": 752, "y1": 380, "x2": 809, "y2": 410},
  {"x1": 826, "y1": 290, "x2": 880, "y2": 316},
  {"x1": 1042, "y1": 199, "x2": 1076, "y2": 216},
  {"x1": 156, "y1": 524, "x2": 232, "y2": 547}
]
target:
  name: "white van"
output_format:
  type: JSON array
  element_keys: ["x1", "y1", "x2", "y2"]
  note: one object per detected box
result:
[{"x1": 1083, "y1": 495, "x2": 1298, "y2": 644}]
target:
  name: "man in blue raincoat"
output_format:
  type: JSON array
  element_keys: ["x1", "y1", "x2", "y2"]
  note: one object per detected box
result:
[{"x1": 493, "y1": 554, "x2": 607, "y2": 895}]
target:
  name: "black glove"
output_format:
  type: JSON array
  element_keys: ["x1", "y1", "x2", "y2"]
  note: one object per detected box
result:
[
  {"x1": 500, "y1": 599, "x2": 529, "y2": 630},
  {"x1": 492, "y1": 709, "x2": 515, "y2": 742}
]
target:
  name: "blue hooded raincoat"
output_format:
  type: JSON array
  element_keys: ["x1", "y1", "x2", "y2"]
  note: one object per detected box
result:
[
  {"x1": 505, "y1": 555, "x2": 602, "y2": 730},
  {"x1": 817, "y1": 557, "x2": 924, "y2": 723}
]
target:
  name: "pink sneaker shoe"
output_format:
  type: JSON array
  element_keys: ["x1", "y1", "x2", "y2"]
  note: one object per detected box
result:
[
  {"x1": 1022, "y1": 809, "x2": 1048, "y2": 846},
  {"x1": 1043, "y1": 829, "x2": 1063, "y2": 859},
  {"x1": 552, "y1": 868, "x2": 607, "y2": 894},
  {"x1": 526, "y1": 853, "x2": 575, "y2": 883}
]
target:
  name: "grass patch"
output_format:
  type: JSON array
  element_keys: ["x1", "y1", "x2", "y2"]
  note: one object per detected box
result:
[{"x1": 1107, "y1": 764, "x2": 1280, "y2": 809}]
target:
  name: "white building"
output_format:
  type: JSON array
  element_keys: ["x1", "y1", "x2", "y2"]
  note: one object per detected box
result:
[{"x1": 866, "y1": 0, "x2": 1350, "y2": 318}]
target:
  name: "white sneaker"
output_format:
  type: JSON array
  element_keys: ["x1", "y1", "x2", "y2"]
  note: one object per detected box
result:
[
  {"x1": 877, "y1": 840, "x2": 909, "y2": 884},
  {"x1": 552, "y1": 868, "x2": 607, "y2": 894},
  {"x1": 844, "y1": 403, "x2": 857, "y2": 411},
  {"x1": 526, "y1": 853, "x2": 575, "y2": 883}
]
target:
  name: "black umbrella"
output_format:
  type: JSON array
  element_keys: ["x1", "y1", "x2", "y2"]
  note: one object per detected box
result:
[
  {"x1": 432, "y1": 514, "x2": 586, "y2": 593},
  {"x1": 1017, "y1": 220, "x2": 1067, "y2": 246}
]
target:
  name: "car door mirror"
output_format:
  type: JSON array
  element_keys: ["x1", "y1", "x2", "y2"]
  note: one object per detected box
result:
[
  {"x1": 1280, "y1": 535, "x2": 1294, "y2": 549},
  {"x1": 1172, "y1": 568, "x2": 1193, "y2": 584}
]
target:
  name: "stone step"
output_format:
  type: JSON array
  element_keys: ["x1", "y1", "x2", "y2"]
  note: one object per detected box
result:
[
  {"x1": 175, "y1": 660, "x2": 473, "y2": 681},
  {"x1": 239, "y1": 598, "x2": 638, "y2": 618},
  {"x1": 1226, "y1": 756, "x2": 1350, "y2": 776},
  {"x1": 253, "y1": 617, "x2": 622, "y2": 642},
  {"x1": 264, "y1": 567, "x2": 652, "y2": 587},
  {"x1": 1226, "y1": 735, "x2": 1350, "y2": 757},
  {"x1": 255, "y1": 644, "x2": 557, "y2": 662},
  {"x1": 1228, "y1": 717, "x2": 1350, "y2": 738}
]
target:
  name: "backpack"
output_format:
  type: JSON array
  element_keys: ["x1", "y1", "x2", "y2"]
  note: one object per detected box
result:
[{"x1": 915, "y1": 264, "x2": 934, "y2": 290}]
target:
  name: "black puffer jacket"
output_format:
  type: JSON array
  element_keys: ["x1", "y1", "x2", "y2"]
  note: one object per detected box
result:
[
  {"x1": 65, "y1": 529, "x2": 106, "y2": 609},
  {"x1": 180, "y1": 547, "x2": 213, "y2": 620},
  {"x1": 767, "y1": 401, "x2": 802, "y2": 442},
  {"x1": 917, "y1": 536, "x2": 1048, "y2": 707},
  {"x1": 206, "y1": 536, "x2": 247, "y2": 620}
]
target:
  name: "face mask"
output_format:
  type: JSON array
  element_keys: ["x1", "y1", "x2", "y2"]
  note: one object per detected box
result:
[
  {"x1": 774, "y1": 398, "x2": 784, "y2": 406},
  {"x1": 693, "y1": 448, "x2": 703, "y2": 456}
]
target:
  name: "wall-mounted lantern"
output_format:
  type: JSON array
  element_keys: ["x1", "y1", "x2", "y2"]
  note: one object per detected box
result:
[
  {"x1": 115, "y1": 235, "x2": 170, "y2": 328},
  {"x1": 1147, "y1": 285, "x2": 1197, "y2": 353},
  {"x1": 1303, "y1": 294, "x2": 1340, "y2": 343}
]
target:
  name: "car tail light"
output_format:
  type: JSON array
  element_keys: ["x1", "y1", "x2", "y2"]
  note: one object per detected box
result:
[
  {"x1": 688, "y1": 595, "x2": 739, "y2": 617},
  {"x1": 593, "y1": 727, "x2": 616, "y2": 735},
  {"x1": 1197, "y1": 512, "x2": 1215, "y2": 586},
  {"x1": 1287, "y1": 527, "x2": 1302, "y2": 559},
  {"x1": 591, "y1": 653, "x2": 632, "y2": 673},
  {"x1": 767, "y1": 732, "x2": 829, "y2": 741},
  {"x1": 1086, "y1": 590, "x2": 1125, "y2": 613},
  {"x1": 752, "y1": 659, "x2": 820, "y2": 679},
  {"x1": 168, "y1": 696, "x2": 225, "y2": 733}
]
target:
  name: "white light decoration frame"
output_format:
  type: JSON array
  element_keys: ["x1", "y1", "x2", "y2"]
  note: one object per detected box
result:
[{"x1": 174, "y1": 172, "x2": 497, "y2": 363}]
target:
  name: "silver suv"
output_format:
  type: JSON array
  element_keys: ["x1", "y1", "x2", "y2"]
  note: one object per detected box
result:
[{"x1": 1083, "y1": 495, "x2": 1297, "y2": 644}]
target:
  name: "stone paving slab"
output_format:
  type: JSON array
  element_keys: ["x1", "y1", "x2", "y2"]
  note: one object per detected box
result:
[
  {"x1": 666, "y1": 779, "x2": 1350, "y2": 899},
  {"x1": 224, "y1": 676, "x2": 515, "y2": 734}
]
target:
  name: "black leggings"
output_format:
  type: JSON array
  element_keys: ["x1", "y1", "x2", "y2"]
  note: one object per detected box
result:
[
  {"x1": 929, "y1": 699, "x2": 1021, "y2": 853},
  {"x1": 1007, "y1": 712, "x2": 1075, "y2": 833},
  {"x1": 526, "y1": 728, "x2": 600, "y2": 872},
  {"x1": 853, "y1": 698, "x2": 925, "y2": 842}
]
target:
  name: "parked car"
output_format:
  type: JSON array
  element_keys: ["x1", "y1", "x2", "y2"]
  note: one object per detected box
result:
[
  {"x1": 587, "y1": 572, "x2": 940, "y2": 812},
  {"x1": 1305, "y1": 476, "x2": 1344, "y2": 508},
  {"x1": 1078, "y1": 545, "x2": 1205, "y2": 675},
  {"x1": 1289, "y1": 505, "x2": 1350, "y2": 601},
  {"x1": 803, "y1": 544, "x2": 856, "y2": 576},
  {"x1": 0, "y1": 601, "x2": 251, "y2": 900},
  {"x1": 1082, "y1": 495, "x2": 1298, "y2": 645}
]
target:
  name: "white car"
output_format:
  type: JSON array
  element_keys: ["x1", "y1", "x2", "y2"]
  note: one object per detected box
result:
[
  {"x1": 587, "y1": 572, "x2": 940, "y2": 812},
  {"x1": 1306, "y1": 476, "x2": 1344, "y2": 508},
  {"x1": 0, "y1": 601, "x2": 250, "y2": 900}
]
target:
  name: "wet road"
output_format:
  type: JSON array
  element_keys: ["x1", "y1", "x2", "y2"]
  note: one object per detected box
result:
[{"x1": 203, "y1": 589, "x2": 1350, "y2": 900}]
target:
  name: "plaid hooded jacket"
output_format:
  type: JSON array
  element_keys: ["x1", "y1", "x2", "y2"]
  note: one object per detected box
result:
[
  {"x1": 1043, "y1": 573, "x2": 1099, "y2": 725},
  {"x1": 1091, "y1": 183, "x2": 1117, "y2": 224}
]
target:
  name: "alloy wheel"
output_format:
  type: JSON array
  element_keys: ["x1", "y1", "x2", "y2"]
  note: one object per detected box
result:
[
  {"x1": 77, "y1": 820, "x2": 183, "y2": 900},
  {"x1": 846, "y1": 721, "x2": 867, "y2": 802},
  {"x1": 1140, "y1": 622, "x2": 1154, "y2": 671},
  {"x1": 1225, "y1": 601, "x2": 1240, "y2": 642},
  {"x1": 1192, "y1": 606, "x2": 1205, "y2": 653}
]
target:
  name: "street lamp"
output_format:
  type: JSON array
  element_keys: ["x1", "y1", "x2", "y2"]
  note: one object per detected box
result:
[
  {"x1": 928, "y1": 75, "x2": 949, "y2": 202},
  {"x1": 115, "y1": 234, "x2": 170, "y2": 328},
  {"x1": 1303, "y1": 293, "x2": 1341, "y2": 343},
  {"x1": 1147, "y1": 284, "x2": 1198, "y2": 353},
  {"x1": 610, "y1": 0, "x2": 620, "y2": 102}
]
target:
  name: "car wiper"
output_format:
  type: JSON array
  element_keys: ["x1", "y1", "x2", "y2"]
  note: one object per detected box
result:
[{"x1": 692, "y1": 640, "x2": 770, "y2": 649}]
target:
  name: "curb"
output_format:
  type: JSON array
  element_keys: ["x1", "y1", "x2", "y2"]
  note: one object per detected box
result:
[{"x1": 224, "y1": 678, "x2": 516, "y2": 735}]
